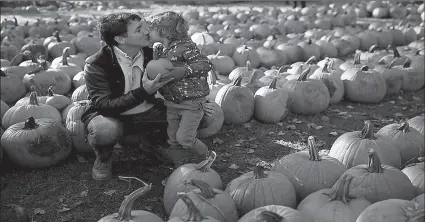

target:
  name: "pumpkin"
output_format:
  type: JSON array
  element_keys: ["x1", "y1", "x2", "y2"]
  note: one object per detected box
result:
[
  {"x1": 378, "y1": 45, "x2": 410, "y2": 66},
  {"x1": 164, "y1": 151, "x2": 222, "y2": 215},
  {"x1": 207, "y1": 51, "x2": 235, "y2": 76},
  {"x1": 71, "y1": 84, "x2": 89, "y2": 102},
  {"x1": 50, "y1": 47, "x2": 83, "y2": 79},
  {"x1": 373, "y1": 59, "x2": 403, "y2": 96},
  {"x1": 238, "y1": 205, "x2": 312, "y2": 222},
  {"x1": 412, "y1": 194, "x2": 425, "y2": 208},
  {"x1": 297, "y1": 39, "x2": 321, "y2": 62},
  {"x1": 275, "y1": 43, "x2": 304, "y2": 64},
  {"x1": 328, "y1": 120, "x2": 402, "y2": 169},
  {"x1": 357, "y1": 31, "x2": 379, "y2": 51},
  {"x1": 47, "y1": 31, "x2": 77, "y2": 60},
  {"x1": 232, "y1": 44, "x2": 261, "y2": 69},
  {"x1": 408, "y1": 116, "x2": 425, "y2": 135},
  {"x1": 45, "y1": 86, "x2": 71, "y2": 110},
  {"x1": 359, "y1": 45, "x2": 385, "y2": 63},
  {"x1": 2, "y1": 92, "x2": 62, "y2": 129},
  {"x1": 258, "y1": 66, "x2": 291, "y2": 88},
  {"x1": 0, "y1": 69, "x2": 26, "y2": 104},
  {"x1": 0, "y1": 117, "x2": 72, "y2": 168},
  {"x1": 168, "y1": 193, "x2": 220, "y2": 222},
  {"x1": 0, "y1": 100, "x2": 10, "y2": 123},
  {"x1": 342, "y1": 149, "x2": 416, "y2": 203},
  {"x1": 341, "y1": 65, "x2": 386, "y2": 104},
  {"x1": 297, "y1": 175, "x2": 371, "y2": 222},
  {"x1": 402, "y1": 162, "x2": 424, "y2": 195},
  {"x1": 206, "y1": 71, "x2": 225, "y2": 102},
  {"x1": 228, "y1": 61, "x2": 265, "y2": 91},
  {"x1": 315, "y1": 36, "x2": 339, "y2": 59},
  {"x1": 331, "y1": 38, "x2": 355, "y2": 57},
  {"x1": 273, "y1": 136, "x2": 346, "y2": 202},
  {"x1": 18, "y1": 51, "x2": 41, "y2": 70},
  {"x1": 170, "y1": 180, "x2": 238, "y2": 222},
  {"x1": 376, "y1": 121, "x2": 424, "y2": 167},
  {"x1": 20, "y1": 40, "x2": 47, "y2": 60},
  {"x1": 253, "y1": 77, "x2": 289, "y2": 124},
  {"x1": 408, "y1": 50, "x2": 425, "y2": 70},
  {"x1": 287, "y1": 56, "x2": 319, "y2": 76},
  {"x1": 71, "y1": 34, "x2": 102, "y2": 56},
  {"x1": 146, "y1": 58, "x2": 174, "y2": 80},
  {"x1": 282, "y1": 67, "x2": 330, "y2": 115},
  {"x1": 197, "y1": 102, "x2": 224, "y2": 139},
  {"x1": 50, "y1": 51, "x2": 86, "y2": 70},
  {"x1": 98, "y1": 176, "x2": 164, "y2": 222},
  {"x1": 215, "y1": 76, "x2": 255, "y2": 125},
  {"x1": 356, "y1": 199, "x2": 424, "y2": 222},
  {"x1": 64, "y1": 100, "x2": 91, "y2": 152},
  {"x1": 72, "y1": 71, "x2": 86, "y2": 88},
  {"x1": 340, "y1": 53, "x2": 363, "y2": 72},
  {"x1": 393, "y1": 59, "x2": 425, "y2": 91},
  {"x1": 309, "y1": 60, "x2": 345, "y2": 104},
  {"x1": 23, "y1": 62, "x2": 71, "y2": 95},
  {"x1": 225, "y1": 164, "x2": 297, "y2": 216}
]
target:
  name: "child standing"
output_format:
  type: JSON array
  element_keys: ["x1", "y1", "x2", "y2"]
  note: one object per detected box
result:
[{"x1": 148, "y1": 11, "x2": 213, "y2": 168}]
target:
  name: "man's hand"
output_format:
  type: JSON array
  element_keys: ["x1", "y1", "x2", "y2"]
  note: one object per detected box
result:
[
  {"x1": 203, "y1": 101, "x2": 216, "y2": 117},
  {"x1": 162, "y1": 67, "x2": 187, "y2": 80},
  {"x1": 142, "y1": 70, "x2": 174, "y2": 95}
]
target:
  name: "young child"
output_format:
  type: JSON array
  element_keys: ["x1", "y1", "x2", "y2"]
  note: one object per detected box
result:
[{"x1": 148, "y1": 11, "x2": 213, "y2": 167}]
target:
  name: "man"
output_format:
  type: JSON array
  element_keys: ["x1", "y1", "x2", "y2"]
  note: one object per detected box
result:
[{"x1": 81, "y1": 13, "x2": 214, "y2": 181}]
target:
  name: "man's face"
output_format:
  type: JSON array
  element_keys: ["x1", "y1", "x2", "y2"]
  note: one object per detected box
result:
[{"x1": 119, "y1": 19, "x2": 150, "y2": 47}]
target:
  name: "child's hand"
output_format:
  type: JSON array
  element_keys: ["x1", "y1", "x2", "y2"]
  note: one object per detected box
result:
[{"x1": 164, "y1": 67, "x2": 186, "y2": 80}]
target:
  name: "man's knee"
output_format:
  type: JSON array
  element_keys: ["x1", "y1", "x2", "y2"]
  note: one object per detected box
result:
[
  {"x1": 87, "y1": 115, "x2": 123, "y2": 147},
  {"x1": 175, "y1": 131, "x2": 195, "y2": 147}
]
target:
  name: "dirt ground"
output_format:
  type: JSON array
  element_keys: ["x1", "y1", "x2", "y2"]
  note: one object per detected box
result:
[{"x1": 1, "y1": 3, "x2": 425, "y2": 222}]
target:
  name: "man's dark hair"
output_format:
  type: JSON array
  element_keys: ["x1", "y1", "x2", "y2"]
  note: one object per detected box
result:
[{"x1": 97, "y1": 13, "x2": 141, "y2": 46}]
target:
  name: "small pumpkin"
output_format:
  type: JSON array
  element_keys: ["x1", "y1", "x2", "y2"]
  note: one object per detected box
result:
[
  {"x1": 207, "y1": 51, "x2": 235, "y2": 76},
  {"x1": 328, "y1": 120, "x2": 402, "y2": 169},
  {"x1": 0, "y1": 69, "x2": 26, "y2": 104},
  {"x1": 0, "y1": 100, "x2": 10, "y2": 122},
  {"x1": 225, "y1": 164, "x2": 297, "y2": 216},
  {"x1": 168, "y1": 193, "x2": 220, "y2": 222},
  {"x1": 297, "y1": 39, "x2": 321, "y2": 62},
  {"x1": 393, "y1": 59, "x2": 425, "y2": 91},
  {"x1": 197, "y1": 102, "x2": 224, "y2": 139},
  {"x1": 164, "y1": 151, "x2": 222, "y2": 215},
  {"x1": 0, "y1": 117, "x2": 72, "y2": 168},
  {"x1": 339, "y1": 53, "x2": 363, "y2": 71},
  {"x1": 408, "y1": 116, "x2": 424, "y2": 135},
  {"x1": 378, "y1": 45, "x2": 410, "y2": 66},
  {"x1": 72, "y1": 71, "x2": 86, "y2": 88},
  {"x1": 356, "y1": 199, "x2": 424, "y2": 222},
  {"x1": 45, "y1": 86, "x2": 71, "y2": 110},
  {"x1": 97, "y1": 176, "x2": 164, "y2": 222},
  {"x1": 232, "y1": 44, "x2": 261, "y2": 69},
  {"x1": 309, "y1": 60, "x2": 345, "y2": 104},
  {"x1": 258, "y1": 66, "x2": 291, "y2": 88},
  {"x1": 402, "y1": 162, "x2": 424, "y2": 195},
  {"x1": 238, "y1": 205, "x2": 312, "y2": 222},
  {"x1": 342, "y1": 149, "x2": 416, "y2": 203},
  {"x1": 50, "y1": 47, "x2": 83, "y2": 79},
  {"x1": 47, "y1": 31, "x2": 77, "y2": 60},
  {"x1": 373, "y1": 59, "x2": 403, "y2": 96},
  {"x1": 71, "y1": 84, "x2": 89, "y2": 102},
  {"x1": 23, "y1": 62, "x2": 72, "y2": 95}
]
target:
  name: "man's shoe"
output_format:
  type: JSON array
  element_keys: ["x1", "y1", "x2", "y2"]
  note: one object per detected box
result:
[{"x1": 92, "y1": 157, "x2": 113, "y2": 181}]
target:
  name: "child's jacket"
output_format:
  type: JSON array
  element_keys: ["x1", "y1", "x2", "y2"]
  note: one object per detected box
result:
[{"x1": 154, "y1": 38, "x2": 212, "y2": 104}]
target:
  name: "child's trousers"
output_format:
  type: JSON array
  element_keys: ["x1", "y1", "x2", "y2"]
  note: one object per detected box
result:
[{"x1": 164, "y1": 97, "x2": 209, "y2": 166}]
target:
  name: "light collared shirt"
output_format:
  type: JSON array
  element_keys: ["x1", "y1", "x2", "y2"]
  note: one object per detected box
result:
[{"x1": 113, "y1": 46, "x2": 154, "y2": 115}]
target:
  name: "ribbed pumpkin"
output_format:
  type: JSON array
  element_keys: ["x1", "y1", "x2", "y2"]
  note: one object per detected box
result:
[
  {"x1": 253, "y1": 77, "x2": 289, "y2": 124},
  {"x1": 197, "y1": 102, "x2": 224, "y2": 139},
  {"x1": 315, "y1": 36, "x2": 339, "y2": 59},
  {"x1": 232, "y1": 44, "x2": 261, "y2": 68},
  {"x1": 275, "y1": 43, "x2": 303, "y2": 64},
  {"x1": 402, "y1": 162, "x2": 424, "y2": 195},
  {"x1": 72, "y1": 71, "x2": 86, "y2": 88},
  {"x1": 225, "y1": 164, "x2": 297, "y2": 216},
  {"x1": 238, "y1": 205, "x2": 312, "y2": 222},
  {"x1": 297, "y1": 39, "x2": 321, "y2": 62},
  {"x1": 0, "y1": 117, "x2": 72, "y2": 168},
  {"x1": 65, "y1": 100, "x2": 92, "y2": 153},
  {"x1": 170, "y1": 180, "x2": 238, "y2": 222},
  {"x1": 309, "y1": 61, "x2": 345, "y2": 104},
  {"x1": 47, "y1": 32, "x2": 77, "y2": 60},
  {"x1": 282, "y1": 67, "x2": 330, "y2": 115},
  {"x1": 168, "y1": 193, "x2": 220, "y2": 222},
  {"x1": 412, "y1": 194, "x2": 425, "y2": 208},
  {"x1": 394, "y1": 59, "x2": 425, "y2": 91},
  {"x1": 50, "y1": 47, "x2": 82, "y2": 79},
  {"x1": 341, "y1": 65, "x2": 386, "y2": 104},
  {"x1": 256, "y1": 46, "x2": 283, "y2": 69},
  {"x1": 342, "y1": 149, "x2": 416, "y2": 203},
  {"x1": 258, "y1": 66, "x2": 291, "y2": 88},
  {"x1": 373, "y1": 59, "x2": 403, "y2": 96},
  {"x1": 228, "y1": 61, "x2": 265, "y2": 88},
  {"x1": 273, "y1": 136, "x2": 347, "y2": 202},
  {"x1": 0, "y1": 100, "x2": 9, "y2": 122},
  {"x1": 328, "y1": 120, "x2": 402, "y2": 169},
  {"x1": 339, "y1": 53, "x2": 363, "y2": 72},
  {"x1": 215, "y1": 77, "x2": 255, "y2": 125},
  {"x1": 2, "y1": 92, "x2": 62, "y2": 129},
  {"x1": 408, "y1": 116, "x2": 424, "y2": 135},
  {"x1": 0, "y1": 69, "x2": 27, "y2": 104},
  {"x1": 359, "y1": 45, "x2": 385, "y2": 64},
  {"x1": 23, "y1": 62, "x2": 71, "y2": 95},
  {"x1": 45, "y1": 86, "x2": 71, "y2": 110},
  {"x1": 287, "y1": 56, "x2": 319, "y2": 76},
  {"x1": 191, "y1": 32, "x2": 218, "y2": 56},
  {"x1": 164, "y1": 151, "x2": 222, "y2": 215},
  {"x1": 378, "y1": 45, "x2": 410, "y2": 66},
  {"x1": 297, "y1": 175, "x2": 371, "y2": 222},
  {"x1": 71, "y1": 84, "x2": 89, "y2": 102},
  {"x1": 97, "y1": 177, "x2": 164, "y2": 222},
  {"x1": 376, "y1": 121, "x2": 424, "y2": 167},
  {"x1": 207, "y1": 51, "x2": 235, "y2": 76},
  {"x1": 206, "y1": 71, "x2": 224, "y2": 102},
  {"x1": 356, "y1": 199, "x2": 424, "y2": 222}
]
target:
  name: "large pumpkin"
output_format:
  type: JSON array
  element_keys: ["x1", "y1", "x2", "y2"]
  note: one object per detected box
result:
[
  {"x1": 23, "y1": 62, "x2": 71, "y2": 95},
  {"x1": 164, "y1": 151, "x2": 222, "y2": 215},
  {"x1": 342, "y1": 149, "x2": 416, "y2": 203},
  {"x1": 49, "y1": 47, "x2": 82, "y2": 79},
  {"x1": 0, "y1": 69, "x2": 27, "y2": 104},
  {"x1": 282, "y1": 67, "x2": 330, "y2": 115},
  {"x1": 45, "y1": 86, "x2": 71, "y2": 111},
  {"x1": 356, "y1": 199, "x2": 424, "y2": 222},
  {"x1": 0, "y1": 100, "x2": 9, "y2": 123},
  {"x1": 408, "y1": 116, "x2": 424, "y2": 135},
  {"x1": 328, "y1": 120, "x2": 402, "y2": 169},
  {"x1": 232, "y1": 44, "x2": 261, "y2": 68},
  {"x1": 170, "y1": 180, "x2": 238, "y2": 222},
  {"x1": 238, "y1": 205, "x2": 312, "y2": 222},
  {"x1": 297, "y1": 175, "x2": 371, "y2": 222},
  {"x1": 168, "y1": 193, "x2": 220, "y2": 222},
  {"x1": 197, "y1": 102, "x2": 224, "y2": 139},
  {"x1": 207, "y1": 51, "x2": 235, "y2": 76},
  {"x1": 225, "y1": 164, "x2": 297, "y2": 216},
  {"x1": 228, "y1": 61, "x2": 265, "y2": 90},
  {"x1": 402, "y1": 162, "x2": 424, "y2": 195},
  {"x1": 65, "y1": 100, "x2": 92, "y2": 153},
  {"x1": 376, "y1": 121, "x2": 424, "y2": 167},
  {"x1": 0, "y1": 117, "x2": 72, "y2": 168},
  {"x1": 309, "y1": 60, "x2": 345, "y2": 104},
  {"x1": 393, "y1": 59, "x2": 425, "y2": 91},
  {"x1": 71, "y1": 84, "x2": 89, "y2": 102},
  {"x1": 2, "y1": 92, "x2": 62, "y2": 129},
  {"x1": 273, "y1": 136, "x2": 346, "y2": 202},
  {"x1": 253, "y1": 77, "x2": 289, "y2": 124},
  {"x1": 373, "y1": 59, "x2": 403, "y2": 96},
  {"x1": 215, "y1": 76, "x2": 255, "y2": 125}
]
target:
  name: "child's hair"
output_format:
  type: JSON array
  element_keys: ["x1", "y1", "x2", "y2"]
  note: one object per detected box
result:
[{"x1": 148, "y1": 11, "x2": 189, "y2": 41}]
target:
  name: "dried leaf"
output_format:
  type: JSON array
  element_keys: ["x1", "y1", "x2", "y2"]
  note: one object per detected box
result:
[
  {"x1": 389, "y1": 101, "x2": 395, "y2": 104},
  {"x1": 277, "y1": 131, "x2": 286, "y2": 136},
  {"x1": 308, "y1": 123, "x2": 323, "y2": 130},
  {"x1": 57, "y1": 207, "x2": 71, "y2": 213},
  {"x1": 247, "y1": 137, "x2": 257, "y2": 141},
  {"x1": 222, "y1": 152, "x2": 232, "y2": 157},
  {"x1": 268, "y1": 131, "x2": 275, "y2": 135},
  {"x1": 247, "y1": 149, "x2": 255, "y2": 154},
  {"x1": 103, "y1": 190, "x2": 116, "y2": 196},
  {"x1": 346, "y1": 105, "x2": 354, "y2": 109},
  {"x1": 395, "y1": 113, "x2": 404, "y2": 117},
  {"x1": 229, "y1": 164, "x2": 239, "y2": 170},
  {"x1": 243, "y1": 122, "x2": 252, "y2": 128},
  {"x1": 213, "y1": 137, "x2": 224, "y2": 144},
  {"x1": 329, "y1": 131, "x2": 338, "y2": 136},
  {"x1": 234, "y1": 143, "x2": 242, "y2": 147},
  {"x1": 80, "y1": 190, "x2": 88, "y2": 197},
  {"x1": 276, "y1": 122, "x2": 283, "y2": 126},
  {"x1": 237, "y1": 139, "x2": 246, "y2": 143},
  {"x1": 250, "y1": 144, "x2": 258, "y2": 149},
  {"x1": 286, "y1": 124, "x2": 296, "y2": 130},
  {"x1": 34, "y1": 208, "x2": 46, "y2": 215}
]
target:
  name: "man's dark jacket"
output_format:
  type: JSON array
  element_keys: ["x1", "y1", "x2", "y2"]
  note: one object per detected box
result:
[{"x1": 80, "y1": 45, "x2": 160, "y2": 127}]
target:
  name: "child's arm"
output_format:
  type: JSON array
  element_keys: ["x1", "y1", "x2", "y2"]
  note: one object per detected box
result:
[{"x1": 179, "y1": 41, "x2": 213, "y2": 78}]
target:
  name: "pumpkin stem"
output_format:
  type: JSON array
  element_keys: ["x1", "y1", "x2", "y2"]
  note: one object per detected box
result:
[
  {"x1": 232, "y1": 76, "x2": 243, "y2": 87},
  {"x1": 297, "y1": 67, "x2": 311, "y2": 82},
  {"x1": 0, "y1": 70, "x2": 6, "y2": 77},
  {"x1": 116, "y1": 176, "x2": 152, "y2": 221},
  {"x1": 392, "y1": 45, "x2": 401, "y2": 58},
  {"x1": 28, "y1": 92, "x2": 39, "y2": 106},
  {"x1": 29, "y1": 79, "x2": 47, "y2": 96},
  {"x1": 277, "y1": 65, "x2": 290, "y2": 74},
  {"x1": 306, "y1": 56, "x2": 317, "y2": 65},
  {"x1": 368, "y1": 45, "x2": 378, "y2": 53},
  {"x1": 23, "y1": 117, "x2": 38, "y2": 130},
  {"x1": 256, "y1": 211, "x2": 284, "y2": 222},
  {"x1": 253, "y1": 164, "x2": 267, "y2": 179},
  {"x1": 246, "y1": 60, "x2": 252, "y2": 70},
  {"x1": 396, "y1": 121, "x2": 410, "y2": 133},
  {"x1": 324, "y1": 174, "x2": 356, "y2": 204},
  {"x1": 54, "y1": 30, "x2": 62, "y2": 42},
  {"x1": 62, "y1": 47, "x2": 70, "y2": 66},
  {"x1": 22, "y1": 50, "x2": 38, "y2": 63},
  {"x1": 367, "y1": 149, "x2": 384, "y2": 173},
  {"x1": 359, "y1": 120, "x2": 375, "y2": 139},
  {"x1": 360, "y1": 65, "x2": 369, "y2": 71},
  {"x1": 13, "y1": 16, "x2": 18, "y2": 26},
  {"x1": 308, "y1": 136, "x2": 321, "y2": 161},
  {"x1": 403, "y1": 58, "x2": 411, "y2": 68},
  {"x1": 47, "y1": 86, "x2": 55, "y2": 97},
  {"x1": 385, "y1": 59, "x2": 397, "y2": 69},
  {"x1": 307, "y1": 38, "x2": 312, "y2": 45},
  {"x1": 405, "y1": 206, "x2": 425, "y2": 222},
  {"x1": 321, "y1": 62, "x2": 330, "y2": 73},
  {"x1": 195, "y1": 151, "x2": 217, "y2": 173},
  {"x1": 9, "y1": 52, "x2": 26, "y2": 66},
  {"x1": 354, "y1": 53, "x2": 361, "y2": 65},
  {"x1": 268, "y1": 77, "x2": 278, "y2": 89},
  {"x1": 177, "y1": 193, "x2": 207, "y2": 221},
  {"x1": 189, "y1": 179, "x2": 217, "y2": 199}
]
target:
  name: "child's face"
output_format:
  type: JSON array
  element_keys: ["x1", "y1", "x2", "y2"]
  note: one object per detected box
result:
[{"x1": 149, "y1": 29, "x2": 163, "y2": 44}]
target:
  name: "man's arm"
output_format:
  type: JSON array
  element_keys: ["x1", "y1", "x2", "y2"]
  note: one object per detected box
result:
[{"x1": 84, "y1": 63, "x2": 150, "y2": 116}]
